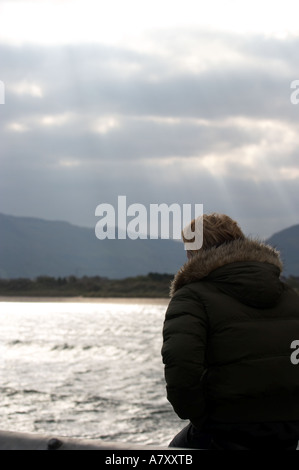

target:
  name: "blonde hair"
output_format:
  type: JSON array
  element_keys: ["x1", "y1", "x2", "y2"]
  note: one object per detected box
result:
[{"x1": 182, "y1": 213, "x2": 245, "y2": 254}]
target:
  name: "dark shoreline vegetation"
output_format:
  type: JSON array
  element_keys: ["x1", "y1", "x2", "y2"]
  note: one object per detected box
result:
[
  {"x1": 0, "y1": 273, "x2": 175, "y2": 298},
  {"x1": 0, "y1": 273, "x2": 298, "y2": 298}
]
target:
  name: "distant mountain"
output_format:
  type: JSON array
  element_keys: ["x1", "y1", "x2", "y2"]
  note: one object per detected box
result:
[
  {"x1": 266, "y1": 224, "x2": 299, "y2": 277},
  {"x1": 0, "y1": 213, "x2": 186, "y2": 279},
  {"x1": 0, "y1": 213, "x2": 298, "y2": 280}
]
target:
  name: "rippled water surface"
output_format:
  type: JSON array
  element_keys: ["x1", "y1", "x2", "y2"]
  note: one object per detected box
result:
[{"x1": 0, "y1": 300, "x2": 183, "y2": 445}]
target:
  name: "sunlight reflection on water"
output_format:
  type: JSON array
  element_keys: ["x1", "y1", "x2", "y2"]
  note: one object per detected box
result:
[{"x1": 0, "y1": 300, "x2": 182, "y2": 445}]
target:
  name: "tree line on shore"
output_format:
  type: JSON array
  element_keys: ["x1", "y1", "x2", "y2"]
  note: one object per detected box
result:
[
  {"x1": 0, "y1": 273, "x2": 174, "y2": 298},
  {"x1": 0, "y1": 273, "x2": 298, "y2": 298}
]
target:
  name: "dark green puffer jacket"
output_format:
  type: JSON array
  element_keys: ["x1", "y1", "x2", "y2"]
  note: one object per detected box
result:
[{"x1": 162, "y1": 238, "x2": 299, "y2": 430}]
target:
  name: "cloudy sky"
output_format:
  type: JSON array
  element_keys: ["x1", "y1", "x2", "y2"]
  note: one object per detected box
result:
[{"x1": 0, "y1": 0, "x2": 299, "y2": 239}]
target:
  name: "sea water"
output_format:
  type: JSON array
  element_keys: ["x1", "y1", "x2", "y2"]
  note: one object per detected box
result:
[{"x1": 0, "y1": 299, "x2": 183, "y2": 446}]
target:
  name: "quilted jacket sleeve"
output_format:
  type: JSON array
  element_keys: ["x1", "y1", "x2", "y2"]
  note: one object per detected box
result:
[{"x1": 161, "y1": 285, "x2": 208, "y2": 429}]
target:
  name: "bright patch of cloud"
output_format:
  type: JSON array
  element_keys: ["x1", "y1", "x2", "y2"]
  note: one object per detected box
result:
[
  {"x1": 1, "y1": 0, "x2": 299, "y2": 48},
  {"x1": 92, "y1": 117, "x2": 120, "y2": 135},
  {"x1": 280, "y1": 167, "x2": 299, "y2": 180},
  {"x1": 8, "y1": 81, "x2": 43, "y2": 98},
  {"x1": 58, "y1": 159, "x2": 81, "y2": 168},
  {"x1": 40, "y1": 113, "x2": 74, "y2": 127},
  {"x1": 6, "y1": 122, "x2": 29, "y2": 133}
]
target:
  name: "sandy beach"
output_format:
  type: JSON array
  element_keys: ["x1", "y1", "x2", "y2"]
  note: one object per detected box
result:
[{"x1": 0, "y1": 296, "x2": 169, "y2": 304}]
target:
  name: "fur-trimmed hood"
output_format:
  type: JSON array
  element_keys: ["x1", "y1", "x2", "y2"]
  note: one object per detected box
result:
[{"x1": 170, "y1": 238, "x2": 283, "y2": 298}]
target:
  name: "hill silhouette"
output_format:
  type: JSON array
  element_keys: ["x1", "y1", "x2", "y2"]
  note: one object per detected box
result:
[
  {"x1": 0, "y1": 212, "x2": 186, "y2": 279},
  {"x1": 0, "y1": 213, "x2": 298, "y2": 280},
  {"x1": 266, "y1": 224, "x2": 299, "y2": 277}
]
